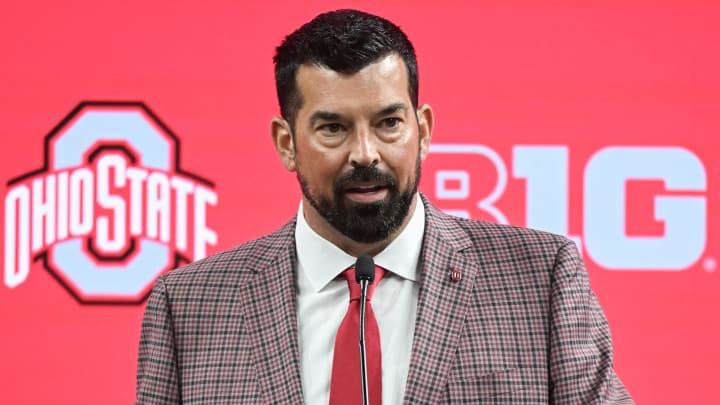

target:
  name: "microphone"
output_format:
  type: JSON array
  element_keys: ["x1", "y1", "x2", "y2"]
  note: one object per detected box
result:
[
  {"x1": 355, "y1": 255, "x2": 375, "y2": 405},
  {"x1": 355, "y1": 255, "x2": 375, "y2": 284}
]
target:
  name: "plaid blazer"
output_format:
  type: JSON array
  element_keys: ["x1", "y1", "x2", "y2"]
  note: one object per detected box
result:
[{"x1": 137, "y1": 195, "x2": 633, "y2": 404}]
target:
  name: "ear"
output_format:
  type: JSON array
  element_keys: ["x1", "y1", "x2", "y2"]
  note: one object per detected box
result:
[
  {"x1": 416, "y1": 104, "x2": 434, "y2": 162},
  {"x1": 271, "y1": 116, "x2": 297, "y2": 172}
]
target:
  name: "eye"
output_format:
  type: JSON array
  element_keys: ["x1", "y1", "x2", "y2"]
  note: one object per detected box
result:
[
  {"x1": 319, "y1": 123, "x2": 343, "y2": 134},
  {"x1": 381, "y1": 117, "x2": 401, "y2": 128}
]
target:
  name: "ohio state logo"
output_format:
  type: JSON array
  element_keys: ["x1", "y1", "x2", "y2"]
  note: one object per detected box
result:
[{"x1": 3, "y1": 101, "x2": 218, "y2": 304}]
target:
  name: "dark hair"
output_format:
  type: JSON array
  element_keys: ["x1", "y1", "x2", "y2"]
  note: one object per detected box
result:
[{"x1": 273, "y1": 9, "x2": 419, "y2": 128}]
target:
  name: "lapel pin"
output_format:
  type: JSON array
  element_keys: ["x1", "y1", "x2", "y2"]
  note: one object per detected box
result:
[{"x1": 450, "y1": 269, "x2": 462, "y2": 282}]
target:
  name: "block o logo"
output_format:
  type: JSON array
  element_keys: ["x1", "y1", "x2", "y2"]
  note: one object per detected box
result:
[{"x1": 3, "y1": 102, "x2": 218, "y2": 304}]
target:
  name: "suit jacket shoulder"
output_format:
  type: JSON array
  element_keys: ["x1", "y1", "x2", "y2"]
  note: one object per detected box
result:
[
  {"x1": 421, "y1": 195, "x2": 571, "y2": 281},
  {"x1": 441, "y1": 208, "x2": 568, "y2": 254},
  {"x1": 159, "y1": 217, "x2": 297, "y2": 286}
]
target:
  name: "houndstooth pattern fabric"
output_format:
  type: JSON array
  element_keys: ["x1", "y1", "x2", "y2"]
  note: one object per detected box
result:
[{"x1": 136, "y1": 195, "x2": 633, "y2": 404}]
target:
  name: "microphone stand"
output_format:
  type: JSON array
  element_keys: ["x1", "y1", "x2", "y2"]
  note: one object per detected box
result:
[
  {"x1": 355, "y1": 255, "x2": 375, "y2": 405},
  {"x1": 358, "y1": 279, "x2": 370, "y2": 405}
]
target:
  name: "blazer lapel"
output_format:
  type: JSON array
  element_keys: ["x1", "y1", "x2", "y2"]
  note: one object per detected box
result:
[
  {"x1": 237, "y1": 220, "x2": 304, "y2": 404},
  {"x1": 403, "y1": 197, "x2": 481, "y2": 404}
]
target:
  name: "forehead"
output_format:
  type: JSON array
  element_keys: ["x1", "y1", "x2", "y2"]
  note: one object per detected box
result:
[{"x1": 294, "y1": 54, "x2": 411, "y2": 116}]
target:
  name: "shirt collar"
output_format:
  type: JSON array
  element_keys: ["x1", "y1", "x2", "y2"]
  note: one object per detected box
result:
[{"x1": 295, "y1": 195, "x2": 425, "y2": 293}]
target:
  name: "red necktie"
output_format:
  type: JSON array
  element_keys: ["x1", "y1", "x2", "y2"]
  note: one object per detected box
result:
[{"x1": 329, "y1": 266, "x2": 386, "y2": 405}]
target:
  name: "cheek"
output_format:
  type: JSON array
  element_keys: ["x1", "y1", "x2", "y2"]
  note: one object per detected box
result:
[
  {"x1": 387, "y1": 140, "x2": 421, "y2": 181},
  {"x1": 296, "y1": 140, "x2": 340, "y2": 172},
  {"x1": 297, "y1": 155, "x2": 345, "y2": 190}
]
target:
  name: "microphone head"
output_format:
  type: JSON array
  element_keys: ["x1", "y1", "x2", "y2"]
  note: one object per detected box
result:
[{"x1": 355, "y1": 255, "x2": 375, "y2": 284}]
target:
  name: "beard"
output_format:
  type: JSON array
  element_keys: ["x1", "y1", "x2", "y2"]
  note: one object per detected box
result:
[{"x1": 297, "y1": 159, "x2": 421, "y2": 244}]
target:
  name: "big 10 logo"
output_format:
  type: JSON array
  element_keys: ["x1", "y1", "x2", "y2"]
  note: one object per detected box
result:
[{"x1": 422, "y1": 144, "x2": 707, "y2": 272}]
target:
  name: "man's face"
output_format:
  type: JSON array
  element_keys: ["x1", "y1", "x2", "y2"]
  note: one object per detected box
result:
[{"x1": 273, "y1": 54, "x2": 432, "y2": 245}]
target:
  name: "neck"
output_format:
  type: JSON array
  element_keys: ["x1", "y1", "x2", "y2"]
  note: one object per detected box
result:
[{"x1": 302, "y1": 195, "x2": 419, "y2": 257}]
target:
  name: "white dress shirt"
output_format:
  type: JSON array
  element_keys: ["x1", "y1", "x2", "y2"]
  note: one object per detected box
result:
[{"x1": 295, "y1": 197, "x2": 424, "y2": 405}]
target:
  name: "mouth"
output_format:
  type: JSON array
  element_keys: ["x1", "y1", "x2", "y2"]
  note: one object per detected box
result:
[{"x1": 343, "y1": 183, "x2": 389, "y2": 203}]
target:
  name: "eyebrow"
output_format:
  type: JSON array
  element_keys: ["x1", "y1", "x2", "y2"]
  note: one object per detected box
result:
[
  {"x1": 308, "y1": 103, "x2": 409, "y2": 127},
  {"x1": 377, "y1": 102, "x2": 409, "y2": 117},
  {"x1": 309, "y1": 111, "x2": 343, "y2": 127}
]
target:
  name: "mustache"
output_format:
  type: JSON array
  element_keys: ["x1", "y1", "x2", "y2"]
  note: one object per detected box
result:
[{"x1": 334, "y1": 165, "x2": 397, "y2": 189}]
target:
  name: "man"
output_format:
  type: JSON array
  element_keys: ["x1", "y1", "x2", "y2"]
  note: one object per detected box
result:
[{"x1": 136, "y1": 9, "x2": 633, "y2": 404}]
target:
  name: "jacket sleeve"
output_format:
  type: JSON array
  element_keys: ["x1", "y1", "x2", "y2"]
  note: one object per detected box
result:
[
  {"x1": 548, "y1": 240, "x2": 633, "y2": 404},
  {"x1": 136, "y1": 277, "x2": 181, "y2": 404}
]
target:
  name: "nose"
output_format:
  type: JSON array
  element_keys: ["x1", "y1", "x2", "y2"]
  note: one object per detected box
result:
[{"x1": 348, "y1": 127, "x2": 380, "y2": 168}]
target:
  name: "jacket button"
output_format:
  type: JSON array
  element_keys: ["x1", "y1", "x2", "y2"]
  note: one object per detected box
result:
[{"x1": 450, "y1": 269, "x2": 462, "y2": 282}]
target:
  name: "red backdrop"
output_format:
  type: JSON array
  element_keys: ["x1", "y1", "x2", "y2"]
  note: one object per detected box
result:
[{"x1": 1, "y1": 1, "x2": 718, "y2": 403}]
